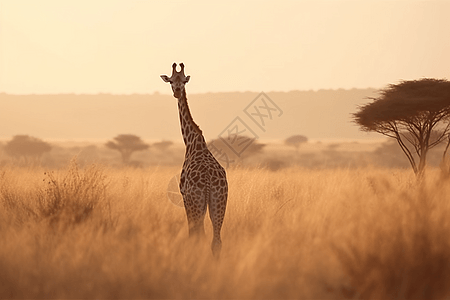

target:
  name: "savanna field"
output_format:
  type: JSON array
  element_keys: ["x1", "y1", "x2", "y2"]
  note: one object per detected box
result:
[{"x1": 1, "y1": 159, "x2": 450, "y2": 299}]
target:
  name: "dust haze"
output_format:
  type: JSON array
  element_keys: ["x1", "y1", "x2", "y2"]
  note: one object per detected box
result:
[
  {"x1": 0, "y1": 89, "x2": 377, "y2": 141},
  {"x1": 2, "y1": 0, "x2": 450, "y2": 298}
]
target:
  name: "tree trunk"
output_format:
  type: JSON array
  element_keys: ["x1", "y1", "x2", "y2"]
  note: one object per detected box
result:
[
  {"x1": 417, "y1": 154, "x2": 427, "y2": 180},
  {"x1": 440, "y1": 135, "x2": 450, "y2": 178},
  {"x1": 395, "y1": 135, "x2": 418, "y2": 175},
  {"x1": 121, "y1": 151, "x2": 132, "y2": 165},
  {"x1": 417, "y1": 144, "x2": 428, "y2": 181}
]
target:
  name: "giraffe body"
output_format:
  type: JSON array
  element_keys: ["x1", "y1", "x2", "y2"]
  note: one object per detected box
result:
[{"x1": 161, "y1": 63, "x2": 228, "y2": 257}]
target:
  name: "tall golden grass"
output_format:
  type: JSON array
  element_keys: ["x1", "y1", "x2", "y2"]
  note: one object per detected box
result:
[{"x1": 1, "y1": 160, "x2": 450, "y2": 299}]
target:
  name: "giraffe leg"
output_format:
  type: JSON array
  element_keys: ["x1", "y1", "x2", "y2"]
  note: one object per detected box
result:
[
  {"x1": 208, "y1": 194, "x2": 227, "y2": 259},
  {"x1": 183, "y1": 194, "x2": 207, "y2": 238},
  {"x1": 188, "y1": 218, "x2": 206, "y2": 237}
]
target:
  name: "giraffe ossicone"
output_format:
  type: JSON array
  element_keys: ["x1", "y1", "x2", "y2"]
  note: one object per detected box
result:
[
  {"x1": 161, "y1": 63, "x2": 228, "y2": 258},
  {"x1": 160, "y1": 62, "x2": 190, "y2": 99}
]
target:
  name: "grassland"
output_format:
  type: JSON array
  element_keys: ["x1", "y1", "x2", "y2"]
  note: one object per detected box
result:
[{"x1": 1, "y1": 160, "x2": 450, "y2": 299}]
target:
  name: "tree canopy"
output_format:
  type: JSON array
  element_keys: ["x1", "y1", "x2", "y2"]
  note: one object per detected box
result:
[
  {"x1": 4, "y1": 135, "x2": 52, "y2": 158},
  {"x1": 285, "y1": 135, "x2": 308, "y2": 151},
  {"x1": 354, "y1": 78, "x2": 450, "y2": 177},
  {"x1": 105, "y1": 134, "x2": 149, "y2": 164}
]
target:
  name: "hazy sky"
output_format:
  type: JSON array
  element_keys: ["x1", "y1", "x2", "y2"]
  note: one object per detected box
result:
[{"x1": 1, "y1": 0, "x2": 449, "y2": 94}]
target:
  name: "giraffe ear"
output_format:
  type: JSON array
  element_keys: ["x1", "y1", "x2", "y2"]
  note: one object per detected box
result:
[
  {"x1": 160, "y1": 75, "x2": 171, "y2": 83},
  {"x1": 184, "y1": 76, "x2": 191, "y2": 83}
]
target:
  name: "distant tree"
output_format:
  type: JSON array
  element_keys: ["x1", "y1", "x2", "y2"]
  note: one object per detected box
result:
[
  {"x1": 353, "y1": 78, "x2": 450, "y2": 178},
  {"x1": 207, "y1": 135, "x2": 266, "y2": 168},
  {"x1": 4, "y1": 135, "x2": 52, "y2": 162},
  {"x1": 240, "y1": 139, "x2": 266, "y2": 160},
  {"x1": 285, "y1": 135, "x2": 308, "y2": 152},
  {"x1": 152, "y1": 140, "x2": 174, "y2": 152},
  {"x1": 105, "y1": 134, "x2": 149, "y2": 164}
]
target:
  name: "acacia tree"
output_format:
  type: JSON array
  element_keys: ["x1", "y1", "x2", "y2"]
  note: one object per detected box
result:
[
  {"x1": 4, "y1": 135, "x2": 52, "y2": 163},
  {"x1": 285, "y1": 135, "x2": 308, "y2": 152},
  {"x1": 105, "y1": 134, "x2": 149, "y2": 164},
  {"x1": 354, "y1": 78, "x2": 450, "y2": 177}
]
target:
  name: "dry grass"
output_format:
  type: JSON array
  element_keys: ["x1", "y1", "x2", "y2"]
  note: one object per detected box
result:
[{"x1": 1, "y1": 161, "x2": 450, "y2": 299}]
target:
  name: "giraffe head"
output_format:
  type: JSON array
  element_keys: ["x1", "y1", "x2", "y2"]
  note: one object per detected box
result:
[{"x1": 161, "y1": 63, "x2": 191, "y2": 99}]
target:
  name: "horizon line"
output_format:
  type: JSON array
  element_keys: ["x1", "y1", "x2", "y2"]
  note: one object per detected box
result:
[{"x1": 0, "y1": 87, "x2": 379, "y2": 96}]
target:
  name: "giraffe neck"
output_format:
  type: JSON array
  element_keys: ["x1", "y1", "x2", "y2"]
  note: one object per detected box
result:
[{"x1": 177, "y1": 89, "x2": 207, "y2": 153}]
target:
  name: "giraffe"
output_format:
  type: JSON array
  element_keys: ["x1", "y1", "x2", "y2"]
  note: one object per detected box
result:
[{"x1": 161, "y1": 63, "x2": 228, "y2": 258}]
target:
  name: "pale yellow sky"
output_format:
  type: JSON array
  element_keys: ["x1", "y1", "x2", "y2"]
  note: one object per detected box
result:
[{"x1": 1, "y1": 0, "x2": 449, "y2": 94}]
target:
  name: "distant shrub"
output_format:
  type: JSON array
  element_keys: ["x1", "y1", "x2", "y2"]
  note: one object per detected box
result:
[
  {"x1": 152, "y1": 140, "x2": 174, "y2": 152},
  {"x1": 264, "y1": 158, "x2": 286, "y2": 171}
]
